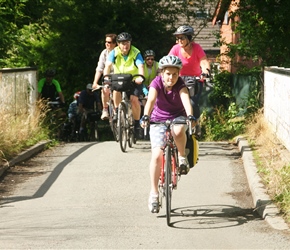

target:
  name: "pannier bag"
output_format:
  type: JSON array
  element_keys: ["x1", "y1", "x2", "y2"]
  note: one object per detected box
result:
[
  {"x1": 111, "y1": 74, "x2": 134, "y2": 92},
  {"x1": 185, "y1": 133, "x2": 199, "y2": 168}
]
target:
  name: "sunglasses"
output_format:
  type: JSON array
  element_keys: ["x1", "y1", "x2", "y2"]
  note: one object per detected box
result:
[
  {"x1": 146, "y1": 58, "x2": 154, "y2": 61},
  {"x1": 105, "y1": 41, "x2": 113, "y2": 44},
  {"x1": 176, "y1": 36, "x2": 186, "y2": 41}
]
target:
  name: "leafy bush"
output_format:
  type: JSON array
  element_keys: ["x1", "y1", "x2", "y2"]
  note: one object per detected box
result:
[
  {"x1": 201, "y1": 102, "x2": 245, "y2": 141},
  {"x1": 201, "y1": 70, "x2": 262, "y2": 141}
]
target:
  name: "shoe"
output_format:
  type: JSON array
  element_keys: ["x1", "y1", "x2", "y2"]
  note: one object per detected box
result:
[
  {"x1": 112, "y1": 109, "x2": 118, "y2": 122},
  {"x1": 101, "y1": 109, "x2": 109, "y2": 120},
  {"x1": 148, "y1": 193, "x2": 159, "y2": 213},
  {"x1": 134, "y1": 126, "x2": 139, "y2": 140},
  {"x1": 179, "y1": 156, "x2": 190, "y2": 175}
]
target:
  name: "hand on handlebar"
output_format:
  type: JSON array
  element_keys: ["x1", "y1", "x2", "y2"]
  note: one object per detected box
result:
[
  {"x1": 202, "y1": 68, "x2": 211, "y2": 78},
  {"x1": 140, "y1": 115, "x2": 150, "y2": 128},
  {"x1": 187, "y1": 115, "x2": 197, "y2": 129},
  {"x1": 134, "y1": 76, "x2": 144, "y2": 84}
]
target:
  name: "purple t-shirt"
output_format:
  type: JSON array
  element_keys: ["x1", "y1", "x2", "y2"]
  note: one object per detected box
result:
[{"x1": 149, "y1": 75, "x2": 186, "y2": 122}]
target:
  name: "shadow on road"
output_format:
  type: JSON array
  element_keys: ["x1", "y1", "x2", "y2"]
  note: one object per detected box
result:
[
  {"x1": 157, "y1": 204, "x2": 260, "y2": 229},
  {"x1": 0, "y1": 143, "x2": 96, "y2": 206}
]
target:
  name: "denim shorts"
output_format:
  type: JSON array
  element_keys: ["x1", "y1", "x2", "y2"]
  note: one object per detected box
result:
[{"x1": 149, "y1": 117, "x2": 188, "y2": 149}]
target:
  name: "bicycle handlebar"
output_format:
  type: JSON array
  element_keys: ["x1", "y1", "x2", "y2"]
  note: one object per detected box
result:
[
  {"x1": 101, "y1": 74, "x2": 145, "y2": 84},
  {"x1": 47, "y1": 101, "x2": 61, "y2": 106},
  {"x1": 142, "y1": 117, "x2": 194, "y2": 137}
]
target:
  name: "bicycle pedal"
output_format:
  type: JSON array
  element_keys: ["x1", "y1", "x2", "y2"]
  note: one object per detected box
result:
[{"x1": 151, "y1": 203, "x2": 160, "y2": 213}]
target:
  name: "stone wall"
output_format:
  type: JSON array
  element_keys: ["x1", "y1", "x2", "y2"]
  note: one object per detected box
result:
[
  {"x1": 0, "y1": 67, "x2": 37, "y2": 115},
  {"x1": 264, "y1": 66, "x2": 290, "y2": 151}
]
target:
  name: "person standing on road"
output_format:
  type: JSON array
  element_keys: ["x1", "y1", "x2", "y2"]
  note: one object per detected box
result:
[
  {"x1": 92, "y1": 33, "x2": 117, "y2": 120},
  {"x1": 103, "y1": 32, "x2": 145, "y2": 139},
  {"x1": 140, "y1": 55, "x2": 195, "y2": 213},
  {"x1": 38, "y1": 69, "x2": 65, "y2": 104},
  {"x1": 169, "y1": 25, "x2": 210, "y2": 136}
]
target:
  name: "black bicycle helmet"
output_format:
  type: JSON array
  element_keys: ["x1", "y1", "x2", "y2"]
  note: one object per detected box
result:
[
  {"x1": 159, "y1": 55, "x2": 182, "y2": 69},
  {"x1": 143, "y1": 50, "x2": 155, "y2": 58},
  {"x1": 45, "y1": 69, "x2": 56, "y2": 77},
  {"x1": 173, "y1": 25, "x2": 194, "y2": 36},
  {"x1": 117, "y1": 32, "x2": 132, "y2": 42}
]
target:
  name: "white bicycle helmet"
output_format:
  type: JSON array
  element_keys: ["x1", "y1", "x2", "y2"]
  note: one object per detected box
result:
[
  {"x1": 173, "y1": 25, "x2": 194, "y2": 36},
  {"x1": 159, "y1": 55, "x2": 182, "y2": 69}
]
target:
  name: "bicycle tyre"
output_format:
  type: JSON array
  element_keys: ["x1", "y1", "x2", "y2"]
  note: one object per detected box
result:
[
  {"x1": 118, "y1": 103, "x2": 127, "y2": 152},
  {"x1": 109, "y1": 101, "x2": 118, "y2": 142},
  {"x1": 165, "y1": 145, "x2": 172, "y2": 226},
  {"x1": 94, "y1": 121, "x2": 99, "y2": 141},
  {"x1": 128, "y1": 111, "x2": 134, "y2": 148}
]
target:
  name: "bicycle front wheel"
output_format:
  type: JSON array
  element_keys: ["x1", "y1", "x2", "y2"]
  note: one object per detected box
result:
[
  {"x1": 94, "y1": 121, "x2": 99, "y2": 141},
  {"x1": 165, "y1": 145, "x2": 172, "y2": 226},
  {"x1": 127, "y1": 111, "x2": 134, "y2": 148},
  {"x1": 109, "y1": 101, "x2": 118, "y2": 142},
  {"x1": 118, "y1": 103, "x2": 127, "y2": 152}
]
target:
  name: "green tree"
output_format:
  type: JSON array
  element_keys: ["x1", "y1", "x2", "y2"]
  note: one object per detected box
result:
[
  {"x1": 224, "y1": 0, "x2": 290, "y2": 69},
  {"x1": 1, "y1": 0, "x2": 218, "y2": 98}
]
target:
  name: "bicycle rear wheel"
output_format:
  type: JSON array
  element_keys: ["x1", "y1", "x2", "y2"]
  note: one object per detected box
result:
[
  {"x1": 165, "y1": 145, "x2": 172, "y2": 226},
  {"x1": 118, "y1": 103, "x2": 127, "y2": 152}
]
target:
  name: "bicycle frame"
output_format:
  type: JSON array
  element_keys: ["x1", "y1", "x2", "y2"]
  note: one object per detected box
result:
[{"x1": 160, "y1": 121, "x2": 179, "y2": 189}]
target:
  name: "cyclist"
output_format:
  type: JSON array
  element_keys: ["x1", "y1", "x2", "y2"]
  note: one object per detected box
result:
[
  {"x1": 68, "y1": 91, "x2": 81, "y2": 137},
  {"x1": 78, "y1": 84, "x2": 102, "y2": 135},
  {"x1": 143, "y1": 49, "x2": 160, "y2": 87},
  {"x1": 103, "y1": 32, "x2": 145, "y2": 139},
  {"x1": 38, "y1": 69, "x2": 65, "y2": 104},
  {"x1": 169, "y1": 25, "x2": 210, "y2": 136},
  {"x1": 92, "y1": 33, "x2": 117, "y2": 120},
  {"x1": 140, "y1": 55, "x2": 195, "y2": 213}
]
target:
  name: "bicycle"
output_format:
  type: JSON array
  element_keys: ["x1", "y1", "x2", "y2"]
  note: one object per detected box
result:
[
  {"x1": 103, "y1": 73, "x2": 145, "y2": 152},
  {"x1": 79, "y1": 110, "x2": 101, "y2": 141},
  {"x1": 182, "y1": 71, "x2": 211, "y2": 138},
  {"x1": 46, "y1": 99, "x2": 66, "y2": 139},
  {"x1": 143, "y1": 116, "x2": 194, "y2": 226},
  {"x1": 94, "y1": 80, "x2": 118, "y2": 142}
]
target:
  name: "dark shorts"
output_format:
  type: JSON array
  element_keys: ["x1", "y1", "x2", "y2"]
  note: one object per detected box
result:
[
  {"x1": 128, "y1": 82, "x2": 144, "y2": 97},
  {"x1": 118, "y1": 82, "x2": 143, "y2": 99}
]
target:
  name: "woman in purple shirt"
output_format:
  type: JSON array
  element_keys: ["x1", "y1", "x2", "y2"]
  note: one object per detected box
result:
[{"x1": 140, "y1": 55, "x2": 195, "y2": 213}]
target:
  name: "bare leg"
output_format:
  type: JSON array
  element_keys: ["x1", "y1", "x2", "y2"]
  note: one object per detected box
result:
[
  {"x1": 149, "y1": 147, "x2": 163, "y2": 194},
  {"x1": 130, "y1": 95, "x2": 141, "y2": 120},
  {"x1": 172, "y1": 125, "x2": 187, "y2": 157}
]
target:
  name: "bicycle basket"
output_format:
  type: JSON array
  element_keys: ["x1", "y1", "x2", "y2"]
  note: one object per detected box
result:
[{"x1": 111, "y1": 74, "x2": 133, "y2": 92}]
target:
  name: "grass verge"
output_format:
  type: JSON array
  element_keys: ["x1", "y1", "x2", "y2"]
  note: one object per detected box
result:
[
  {"x1": 245, "y1": 110, "x2": 290, "y2": 223},
  {"x1": 0, "y1": 101, "x2": 50, "y2": 165}
]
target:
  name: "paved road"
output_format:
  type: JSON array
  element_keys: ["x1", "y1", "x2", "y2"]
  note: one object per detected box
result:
[{"x1": 1, "y1": 141, "x2": 290, "y2": 249}]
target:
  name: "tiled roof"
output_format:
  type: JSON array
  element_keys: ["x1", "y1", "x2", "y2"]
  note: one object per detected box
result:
[{"x1": 193, "y1": 22, "x2": 220, "y2": 52}]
